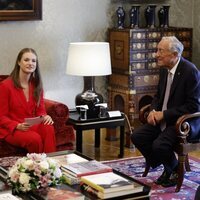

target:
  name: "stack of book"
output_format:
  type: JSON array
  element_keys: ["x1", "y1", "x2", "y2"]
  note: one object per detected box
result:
[
  {"x1": 80, "y1": 172, "x2": 144, "y2": 199},
  {"x1": 51, "y1": 153, "x2": 89, "y2": 185},
  {"x1": 50, "y1": 152, "x2": 150, "y2": 199},
  {"x1": 61, "y1": 159, "x2": 112, "y2": 185}
]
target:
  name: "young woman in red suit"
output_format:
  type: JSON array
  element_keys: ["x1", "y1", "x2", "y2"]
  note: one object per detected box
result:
[{"x1": 0, "y1": 48, "x2": 56, "y2": 153}]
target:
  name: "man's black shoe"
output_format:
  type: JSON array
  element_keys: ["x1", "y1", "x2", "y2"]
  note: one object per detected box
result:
[
  {"x1": 154, "y1": 170, "x2": 170, "y2": 185},
  {"x1": 161, "y1": 178, "x2": 177, "y2": 187},
  {"x1": 161, "y1": 172, "x2": 178, "y2": 187}
]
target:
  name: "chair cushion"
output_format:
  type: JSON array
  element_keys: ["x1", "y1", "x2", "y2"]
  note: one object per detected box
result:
[{"x1": 186, "y1": 117, "x2": 200, "y2": 142}]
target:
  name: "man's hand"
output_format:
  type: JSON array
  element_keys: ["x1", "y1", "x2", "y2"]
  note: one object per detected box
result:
[{"x1": 147, "y1": 110, "x2": 164, "y2": 126}]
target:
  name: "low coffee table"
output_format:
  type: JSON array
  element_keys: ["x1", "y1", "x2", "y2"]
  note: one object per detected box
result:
[
  {"x1": 0, "y1": 151, "x2": 151, "y2": 200},
  {"x1": 68, "y1": 112, "x2": 125, "y2": 158}
]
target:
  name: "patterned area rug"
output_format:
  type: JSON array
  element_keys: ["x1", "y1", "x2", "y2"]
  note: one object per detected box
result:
[{"x1": 102, "y1": 156, "x2": 200, "y2": 200}]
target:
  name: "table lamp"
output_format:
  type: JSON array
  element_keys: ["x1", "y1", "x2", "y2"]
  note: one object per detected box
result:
[{"x1": 66, "y1": 42, "x2": 112, "y2": 118}]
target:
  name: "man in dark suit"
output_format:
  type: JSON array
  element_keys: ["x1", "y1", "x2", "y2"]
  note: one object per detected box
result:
[{"x1": 131, "y1": 36, "x2": 200, "y2": 187}]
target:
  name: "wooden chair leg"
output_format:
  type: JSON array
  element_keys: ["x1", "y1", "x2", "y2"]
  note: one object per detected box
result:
[
  {"x1": 175, "y1": 154, "x2": 186, "y2": 192},
  {"x1": 142, "y1": 162, "x2": 150, "y2": 177},
  {"x1": 185, "y1": 154, "x2": 191, "y2": 171}
]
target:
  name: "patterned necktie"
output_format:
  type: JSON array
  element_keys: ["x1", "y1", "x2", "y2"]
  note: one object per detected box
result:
[{"x1": 160, "y1": 72, "x2": 173, "y2": 131}]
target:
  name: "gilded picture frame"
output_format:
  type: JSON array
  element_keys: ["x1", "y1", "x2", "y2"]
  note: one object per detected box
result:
[{"x1": 0, "y1": 0, "x2": 42, "y2": 21}]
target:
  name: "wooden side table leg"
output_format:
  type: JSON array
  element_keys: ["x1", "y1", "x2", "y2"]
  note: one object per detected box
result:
[
  {"x1": 76, "y1": 129, "x2": 83, "y2": 153},
  {"x1": 118, "y1": 125, "x2": 124, "y2": 158},
  {"x1": 95, "y1": 129, "x2": 100, "y2": 148}
]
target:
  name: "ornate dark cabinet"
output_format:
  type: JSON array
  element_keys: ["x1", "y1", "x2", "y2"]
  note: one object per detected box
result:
[{"x1": 108, "y1": 27, "x2": 192, "y2": 147}]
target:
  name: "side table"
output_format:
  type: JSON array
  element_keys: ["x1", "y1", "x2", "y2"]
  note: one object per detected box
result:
[{"x1": 67, "y1": 112, "x2": 125, "y2": 158}]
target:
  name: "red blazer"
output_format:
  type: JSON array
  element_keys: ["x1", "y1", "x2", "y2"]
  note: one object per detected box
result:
[{"x1": 0, "y1": 78, "x2": 46, "y2": 138}]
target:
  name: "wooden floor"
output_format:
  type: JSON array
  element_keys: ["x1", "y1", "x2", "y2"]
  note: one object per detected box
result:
[{"x1": 81, "y1": 128, "x2": 200, "y2": 162}]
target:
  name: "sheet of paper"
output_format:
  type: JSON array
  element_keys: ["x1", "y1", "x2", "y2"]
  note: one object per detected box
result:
[
  {"x1": 108, "y1": 111, "x2": 121, "y2": 117},
  {"x1": 0, "y1": 192, "x2": 21, "y2": 200},
  {"x1": 24, "y1": 116, "x2": 44, "y2": 126}
]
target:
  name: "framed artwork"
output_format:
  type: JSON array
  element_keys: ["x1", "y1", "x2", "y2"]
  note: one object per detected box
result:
[{"x1": 0, "y1": 0, "x2": 42, "y2": 21}]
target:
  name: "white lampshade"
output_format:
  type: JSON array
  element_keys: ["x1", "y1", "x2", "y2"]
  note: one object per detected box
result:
[{"x1": 66, "y1": 42, "x2": 112, "y2": 76}]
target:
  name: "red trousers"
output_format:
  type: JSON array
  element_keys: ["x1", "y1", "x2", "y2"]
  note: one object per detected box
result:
[{"x1": 5, "y1": 124, "x2": 56, "y2": 153}]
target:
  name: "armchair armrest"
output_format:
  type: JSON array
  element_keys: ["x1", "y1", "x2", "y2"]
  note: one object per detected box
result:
[
  {"x1": 44, "y1": 99, "x2": 69, "y2": 121},
  {"x1": 139, "y1": 104, "x2": 151, "y2": 124},
  {"x1": 176, "y1": 112, "x2": 200, "y2": 143}
]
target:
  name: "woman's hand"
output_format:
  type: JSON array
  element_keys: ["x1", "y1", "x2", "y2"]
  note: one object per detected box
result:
[
  {"x1": 43, "y1": 115, "x2": 54, "y2": 125},
  {"x1": 16, "y1": 123, "x2": 31, "y2": 131}
]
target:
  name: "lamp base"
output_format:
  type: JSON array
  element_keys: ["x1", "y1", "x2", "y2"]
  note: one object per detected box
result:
[{"x1": 76, "y1": 90, "x2": 103, "y2": 118}]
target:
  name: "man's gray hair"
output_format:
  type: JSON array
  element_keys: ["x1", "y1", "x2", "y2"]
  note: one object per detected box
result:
[{"x1": 161, "y1": 36, "x2": 184, "y2": 57}]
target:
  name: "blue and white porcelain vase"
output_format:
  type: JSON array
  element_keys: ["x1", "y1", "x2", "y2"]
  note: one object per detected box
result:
[
  {"x1": 158, "y1": 5, "x2": 170, "y2": 28},
  {"x1": 129, "y1": 5, "x2": 140, "y2": 28},
  {"x1": 116, "y1": 6, "x2": 125, "y2": 29},
  {"x1": 145, "y1": 5, "x2": 157, "y2": 28}
]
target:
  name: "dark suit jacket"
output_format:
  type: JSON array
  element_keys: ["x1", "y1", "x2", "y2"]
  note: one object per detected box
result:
[{"x1": 151, "y1": 57, "x2": 200, "y2": 139}]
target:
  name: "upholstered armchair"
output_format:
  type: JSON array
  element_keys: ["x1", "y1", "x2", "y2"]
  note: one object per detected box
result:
[
  {"x1": 139, "y1": 104, "x2": 200, "y2": 192},
  {"x1": 0, "y1": 75, "x2": 75, "y2": 157}
]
